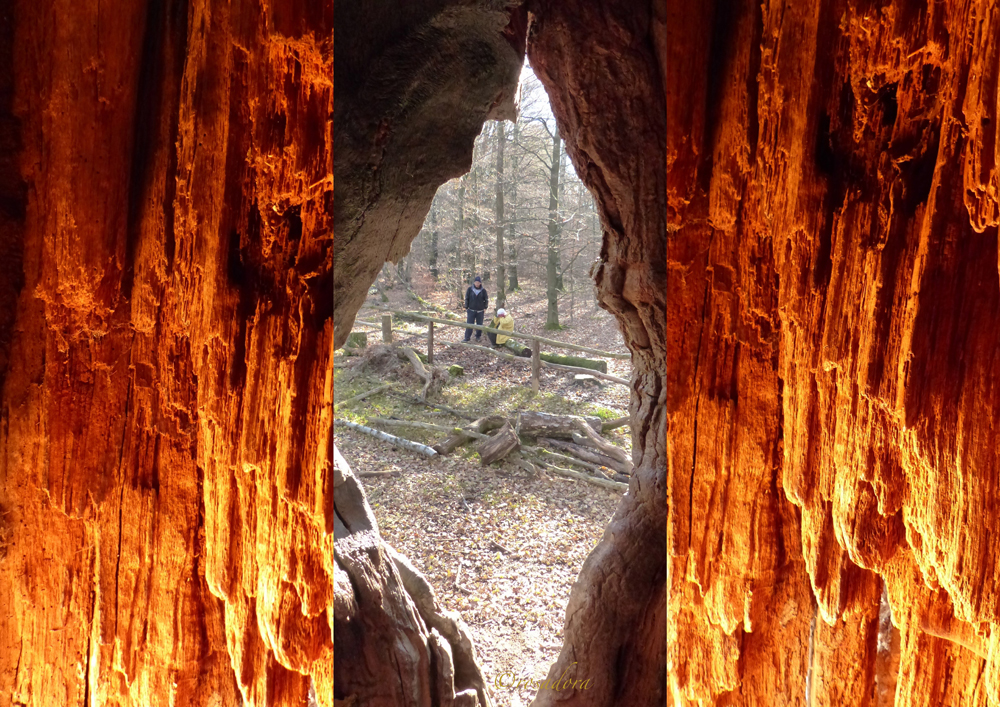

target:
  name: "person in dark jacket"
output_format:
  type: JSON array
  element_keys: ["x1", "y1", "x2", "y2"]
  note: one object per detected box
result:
[{"x1": 463, "y1": 275, "x2": 488, "y2": 342}]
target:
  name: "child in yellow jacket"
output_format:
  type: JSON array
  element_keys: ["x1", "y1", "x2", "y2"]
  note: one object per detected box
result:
[{"x1": 486, "y1": 308, "x2": 515, "y2": 346}]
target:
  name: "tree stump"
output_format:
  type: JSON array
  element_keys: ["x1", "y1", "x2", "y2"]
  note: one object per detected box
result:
[
  {"x1": 381, "y1": 314, "x2": 392, "y2": 343},
  {"x1": 448, "y1": 365, "x2": 464, "y2": 377},
  {"x1": 477, "y1": 421, "x2": 520, "y2": 465},
  {"x1": 345, "y1": 331, "x2": 368, "y2": 349}
]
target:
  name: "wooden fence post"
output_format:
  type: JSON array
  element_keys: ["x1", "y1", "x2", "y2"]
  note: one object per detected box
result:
[
  {"x1": 428, "y1": 322, "x2": 434, "y2": 363},
  {"x1": 531, "y1": 339, "x2": 540, "y2": 392},
  {"x1": 382, "y1": 313, "x2": 392, "y2": 344}
]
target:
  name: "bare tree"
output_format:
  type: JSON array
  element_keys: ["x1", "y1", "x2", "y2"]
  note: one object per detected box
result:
[
  {"x1": 495, "y1": 120, "x2": 506, "y2": 309},
  {"x1": 428, "y1": 207, "x2": 439, "y2": 280},
  {"x1": 508, "y1": 120, "x2": 520, "y2": 291},
  {"x1": 546, "y1": 124, "x2": 562, "y2": 329}
]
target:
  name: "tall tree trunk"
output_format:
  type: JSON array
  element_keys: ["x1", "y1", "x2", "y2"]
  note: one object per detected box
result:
[
  {"x1": 555, "y1": 137, "x2": 565, "y2": 292},
  {"x1": 546, "y1": 126, "x2": 562, "y2": 329},
  {"x1": 495, "y1": 121, "x2": 507, "y2": 310},
  {"x1": 469, "y1": 138, "x2": 480, "y2": 285},
  {"x1": 456, "y1": 176, "x2": 467, "y2": 305},
  {"x1": 508, "y1": 122, "x2": 520, "y2": 292},
  {"x1": 429, "y1": 208, "x2": 439, "y2": 280}
]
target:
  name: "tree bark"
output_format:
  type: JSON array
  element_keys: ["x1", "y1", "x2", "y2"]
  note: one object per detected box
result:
[
  {"x1": 515, "y1": 412, "x2": 603, "y2": 439},
  {"x1": 1, "y1": 1, "x2": 336, "y2": 705},
  {"x1": 495, "y1": 120, "x2": 507, "y2": 310},
  {"x1": 668, "y1": 0, "x2": 1000, "y2": 704},
  {"x1": 477, "y1": 421, "x2": 520, "y2": 465},
  {"x1": 527, "y1": 1, "x2": 667, "y2": 705},
  {"x1": 334, "y1": 449, "x2": 493, "y2": 707}
]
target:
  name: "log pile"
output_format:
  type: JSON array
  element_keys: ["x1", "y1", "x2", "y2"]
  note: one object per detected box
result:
[{"x1": 347, "y1": 407, "x2": 631, "y2": 491}]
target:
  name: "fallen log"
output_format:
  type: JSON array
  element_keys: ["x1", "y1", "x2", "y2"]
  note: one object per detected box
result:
[
  {"x1": 335, "y1": 419, "x2": 438, "y2": 457},
  {"x1": 521, "y1": 444, "x2": 604, "y2": 474},
  {"x1": 543, "y1": 438, "x2": 631, "y2": 475},
  {"x1": 334, "y1": 383, "x2": 393, "y2": 411},
  {"x1": 477, "y1": 421, "x2": 520, "y2": 465},
  {"x1": 539, "y1": 352, "x2": 607, "y2": 374},
  {"x1": 368, "y1": 418, "x2": 487, "y2": 439},
  {"x1": 543, "y1": 360, "x2": 628, "y2": 385},
  {"x1": 514, "y1": 454, "x2": 538, "y2": 476},
  {"x1": 515, "y1": 411, "x2": 602, "y2": 439},
  {"x1": 434, "y1": 415, "x2": 509, "y2": 454}
]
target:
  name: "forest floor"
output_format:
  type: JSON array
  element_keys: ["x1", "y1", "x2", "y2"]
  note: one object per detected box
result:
[{"x1": 335, "y1": 278, "x2": 630, "y2": 707}]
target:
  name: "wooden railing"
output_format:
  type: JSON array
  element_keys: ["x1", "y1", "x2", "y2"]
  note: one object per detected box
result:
[{"x1": 348, "y1": 311, "x2": 631, "y2": 390}]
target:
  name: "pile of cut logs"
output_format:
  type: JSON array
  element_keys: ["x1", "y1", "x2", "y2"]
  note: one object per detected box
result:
[{"x1": 336, "y1": 410, "x2": 632, "y2": 493}]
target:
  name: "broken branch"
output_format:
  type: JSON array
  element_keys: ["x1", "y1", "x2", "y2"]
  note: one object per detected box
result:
[{"x1": 335, "y1": 419, "x2": 438, "y2": 458}]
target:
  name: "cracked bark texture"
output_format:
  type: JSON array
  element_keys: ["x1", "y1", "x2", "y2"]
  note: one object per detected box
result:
[
  {"x1": 0, "y1": 1, "x2": 334, "y2": 705},
  {"x1": 333, "y1": 1, "x2": 666, "y2": 706},
  {"x1": 668, "y1": 0, "x2": 1000, "y2": 705},
  {"x1": 525, "y1": 1, "x2": 667, "y2": 705}
]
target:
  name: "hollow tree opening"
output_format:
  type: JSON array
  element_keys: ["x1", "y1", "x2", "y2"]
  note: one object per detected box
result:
[{"x1": 333, "y1": 1, "x2": 665, "y2": 706}]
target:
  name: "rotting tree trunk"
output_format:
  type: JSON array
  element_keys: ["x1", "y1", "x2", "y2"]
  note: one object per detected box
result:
[
  {"x1": 526, "y1": 0, "x2": 667, "y2": 705},
  {"x1": 477, "y1": 421, "x2": 520, "y2": 465},
  {"x1": 515, "y1": 412, "x2": 603, "y2": 439},
  {"x1": 668, "y1": 0, "x2": 1000, "y2": 705},
  {"x1": 0, "y1": 1, "x2": 334, "y2": 705}
]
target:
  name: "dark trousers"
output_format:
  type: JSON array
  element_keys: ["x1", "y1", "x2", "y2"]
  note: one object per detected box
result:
[{"x1": 464, "y1": 309, "x2": 484, "y2": 341}]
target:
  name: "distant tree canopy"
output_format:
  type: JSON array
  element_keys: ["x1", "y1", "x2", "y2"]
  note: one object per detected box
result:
[{"x1": 398, "y1": 67, "x2": 603, "y2": 328}]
